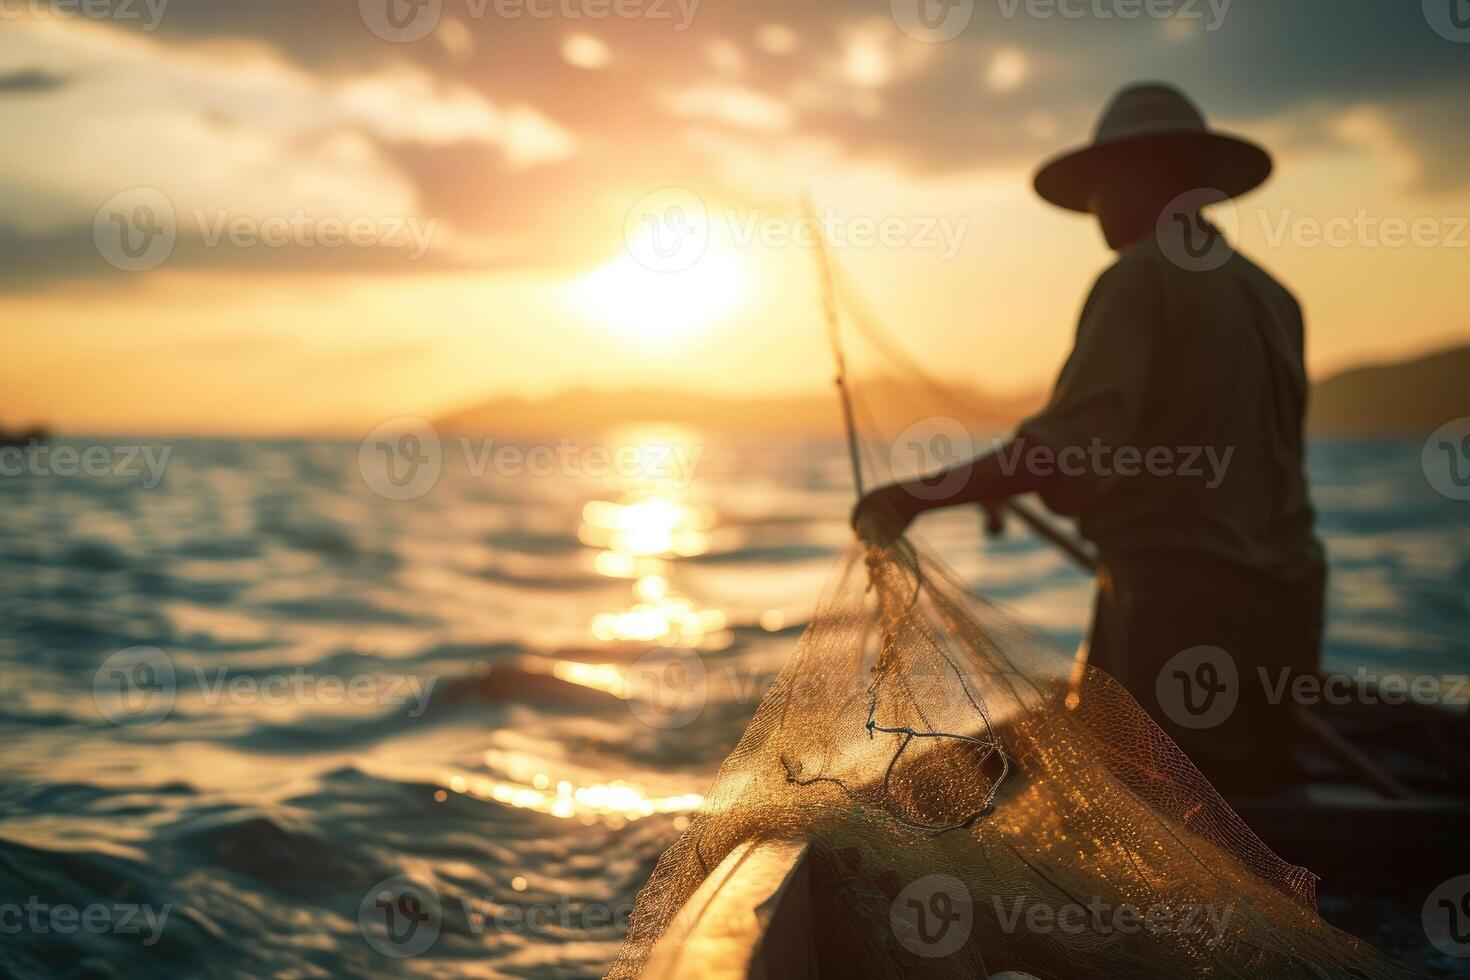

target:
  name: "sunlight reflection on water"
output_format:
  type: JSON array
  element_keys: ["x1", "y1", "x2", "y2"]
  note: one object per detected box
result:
[{"x1": 579, "y1": 428, "x2": 730, "y2": 650}]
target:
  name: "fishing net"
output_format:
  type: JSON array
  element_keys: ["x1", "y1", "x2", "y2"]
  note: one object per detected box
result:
[
  {"x1": 607, "y1": 238, "x2": 1416, "y2": 978},
  {"x1": 608, "y1": 537, "x2": 1418, "y2": 978}
]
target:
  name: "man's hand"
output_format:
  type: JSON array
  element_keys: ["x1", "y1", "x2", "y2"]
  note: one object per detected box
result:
[
  {"x1": 981, "y1": 499, "x2": 1009, "y2": 538},
  {"x1": 848, "y1": 440, "x2": 1045, "y2": 546},
  {"x1": 851, "y1": 482, "x2": 924, "y2": 546}
]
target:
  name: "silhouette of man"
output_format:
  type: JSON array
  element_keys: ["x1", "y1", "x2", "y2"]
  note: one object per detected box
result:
[{"x1": 853, "y1": 82, "x2": 1325, "y2": 795}]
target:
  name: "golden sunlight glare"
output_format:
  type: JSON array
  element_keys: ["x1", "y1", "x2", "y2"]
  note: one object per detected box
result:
[{"x1": 567, "y1": 231, "x2": 750, "y2": 340}]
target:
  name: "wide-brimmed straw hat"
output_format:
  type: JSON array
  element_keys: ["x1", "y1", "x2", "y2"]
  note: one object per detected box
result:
[{"x1": 1033, "y1": 82, "x2": 1272, "y2": 213}]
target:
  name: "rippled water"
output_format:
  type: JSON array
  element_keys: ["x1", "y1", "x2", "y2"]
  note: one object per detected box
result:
[{"x1": 1, "y1": 433, "x2": 1466, "y2": 978}]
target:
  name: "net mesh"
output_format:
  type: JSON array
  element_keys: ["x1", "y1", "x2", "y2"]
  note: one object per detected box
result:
[
  {"x1": 608, "y1": 537, "x2": 1417, "y2": 979},
  {"x1": 607, "y1": 239, "x2": 1416, "y2": 978}
]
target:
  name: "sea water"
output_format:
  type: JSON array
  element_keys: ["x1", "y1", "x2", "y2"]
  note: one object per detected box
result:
[{"x1": 0, "y1": 433, "x2": 1465, "y2": 978}]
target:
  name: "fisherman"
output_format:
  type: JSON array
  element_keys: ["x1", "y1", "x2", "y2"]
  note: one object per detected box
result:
[{"x1": 852, "y1": 82, "x2": 1325, "y2": 796}]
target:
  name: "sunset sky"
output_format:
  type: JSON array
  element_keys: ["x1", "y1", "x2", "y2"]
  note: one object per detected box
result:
[{"x1": 2, "y1": 1, "x2": 1468, "y2": 433}]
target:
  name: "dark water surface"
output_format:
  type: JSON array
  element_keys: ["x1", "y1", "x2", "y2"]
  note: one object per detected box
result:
[{"x1": 1, "y1": 434, "x2": 1466, "y2": 978}]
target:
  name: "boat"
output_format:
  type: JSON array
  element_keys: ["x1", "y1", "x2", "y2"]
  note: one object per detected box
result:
[
  {"x1": 639, "y1": 682, "x2": 1470, "y2": 978},
  {"x1": 1235, "y1": 685, "x2": 1470, "y2": 884}
]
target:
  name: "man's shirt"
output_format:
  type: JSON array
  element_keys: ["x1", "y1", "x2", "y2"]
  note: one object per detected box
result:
[{"x1": 1018, "y1": 225, "x2": 1324, "y2": 581}]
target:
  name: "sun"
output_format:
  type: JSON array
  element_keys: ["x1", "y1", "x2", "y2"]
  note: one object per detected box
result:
[{"x1": 568, "y1": 229, "x2": 750, "y2": 340}]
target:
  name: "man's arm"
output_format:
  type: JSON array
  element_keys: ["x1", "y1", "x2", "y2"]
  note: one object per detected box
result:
[
  {"x1": 852, "y1": 252, "x2": 1160, "y2": 544},
  {"x1": 851, "y1": 438, "x2": 1065, "y2": 543}
]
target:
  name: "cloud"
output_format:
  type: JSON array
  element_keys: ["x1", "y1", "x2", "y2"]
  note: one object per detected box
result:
[
  {"x1": 561, "y1": 33, "x2": 612, "y2": 70},
  {"x1": 1361, "y1": 96, "x2": 1470, "y2": 197},
  {"x1": 0, "y1": 15, "x2": 576, "y2": 279},
  {"x1": 6, "y1": 0, "x2": 1470, "y2": 292},
  {"x1": 984, "y1": 48, "x2": 1028, "y2": 93},
  {"x1": 662, "y1": 83, "x2": 794, "y2": 133},
  {"x1": 9, "y1": 17, "x2": 575, "y2": 187},
  {"x1": 82, "y1": 0, "x2": 1470, "y2": 189}
]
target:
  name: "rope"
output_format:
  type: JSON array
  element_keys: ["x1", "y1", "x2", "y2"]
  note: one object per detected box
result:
[
  {"x1": 805, "y1": 197, "x2": 865, "y2": 500},
  {"x1": 803, "y1": 199, "x2": 1008, "y2": 833}
]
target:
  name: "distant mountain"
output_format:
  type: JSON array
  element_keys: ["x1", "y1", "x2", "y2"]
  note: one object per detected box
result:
[
  {"x1": 436, "y1": 379, "x2": 1041, "y2": 438},
  {"x1": 1307, "y1": 344, "x2": 1470, "y2": 435},
  {"x1": 437, "y1": 343, "x2": 1469, "y2": 438}
]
